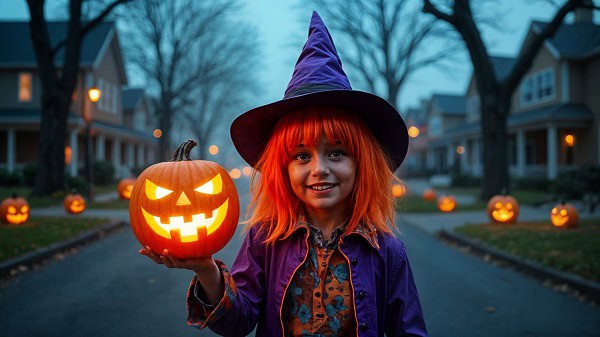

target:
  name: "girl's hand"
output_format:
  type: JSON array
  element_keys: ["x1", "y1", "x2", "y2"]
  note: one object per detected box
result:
[{"x1": 138, "y1": 246, "x2": 215, "y2": 274}]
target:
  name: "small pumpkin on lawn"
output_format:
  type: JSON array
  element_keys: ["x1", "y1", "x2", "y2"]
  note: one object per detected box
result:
[
  {"x1": 64, "y1": 192, "x2": 86, "y2": 214},
  {"x1": 550, "y1": 202, "x2": 579, "y2": 228},
  {"x1": 487, "y1": 194, "x2": 519, "y2": 224},
  {"x1": 437, "y1": 195, "x2": 456, "y2": 213},
  {"x1": 129, "y1": 139, "x2": 240, "y2": 259},
  {"x1": 118, "y1": 178, "x2": 136, "y2": 200},
  {"x1": 0, "y1": 193, "x2": 30, "y2": 224},
  {"x1": 422, "y1": 188, "x2": 437, "y2": 201}
]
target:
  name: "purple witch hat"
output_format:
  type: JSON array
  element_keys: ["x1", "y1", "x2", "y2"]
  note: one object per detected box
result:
[{"x1": 231, "y1": 11, "x2": 408, "y2": 170}]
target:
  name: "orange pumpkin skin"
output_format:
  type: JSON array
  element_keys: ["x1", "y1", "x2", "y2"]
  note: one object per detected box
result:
[
  {"x1": 64, "y1": 194, "x2": 86, "y2": 214},
  {"x1": 129, "y1": 140, "x2": 240, "y2": 259},
  {"x1": 0, "y1": 195, "x2": 30, "y2": 224},
  {"x1": 551, "y1": 203, "x2": 579, "y2": 228},
  {"x1": 437, "y1": 195, "x2": 456, "y2": 212},
  {"x1": 422, "y1": 189, "x2": 437, "y2": 201},
  {"x1": 487, "y1": 195, "x2": 519, "y2": 224},
  {"x1": 118, "y1": 178, "x2": 137, "y2": 200}
]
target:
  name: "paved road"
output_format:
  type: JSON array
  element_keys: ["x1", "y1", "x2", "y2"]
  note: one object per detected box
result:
[{"x1": 1, "y1": 182, "x2": 599, "y2": 336}]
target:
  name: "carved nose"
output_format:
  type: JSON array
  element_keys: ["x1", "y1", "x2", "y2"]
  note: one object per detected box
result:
[{"x1": 176, "y1": 192, "x2": 192, "y2": 206}]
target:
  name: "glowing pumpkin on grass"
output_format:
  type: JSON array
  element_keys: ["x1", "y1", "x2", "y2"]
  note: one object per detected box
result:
[
  {"x1": 64, "y1": 193, "x2": 86, "y2": 214},
  {"x1": 423, "y1": 188, "x2": 437, "y2": 201},
  {"x1": 0, "y1": 194, "x2": 30, "y2": 224},
  {"x1": 437, "y1": 195, "x2": 456, "y2": 212},
  {"x1": 551, "y1": 202, "x2": 579, "y2": 228},
  {"x1": 392, "y1": 184, "x2": 406, "y2": 198},
  {"x1": 129, "y1": 139, "x2": 240, "y2": 259},
  {"x1": 118, "y1": 178, "x2": 136, "y2": 200},
  {"x1": 487, "y1": 194, "x2": 519, "y2": 224}
]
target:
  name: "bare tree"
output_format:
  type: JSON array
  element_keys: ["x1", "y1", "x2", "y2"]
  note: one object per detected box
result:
[
  {"x1": 121, "y1": 0, "x2": 247, "y2": 161},
  {"x1": 300, "y1": 0, "x2": 460, "y2": 109},
  {"x1": 423, "y1": 0, "x2": 598, "y2": 200},
  {"x1": 177, "y1": 21, "x2": 260, "y2": 160},
  {"x1": 26, "y1": 0, "x2": 132, "y2": 196}
]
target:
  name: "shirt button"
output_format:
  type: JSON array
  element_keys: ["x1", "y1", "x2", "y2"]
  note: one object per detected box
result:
[
  {"x1": 360, "y1": 322, "x2": 368, "y2": 330},
  {"x1": 352, "y1": 258, "x2": 358, "y2": 265},
  {"x1": 358, "y1": 291, "x2": 365, "y2": 299},
  {"x1": 321, "y1": 262, "x2": 327, "y2": 267},
  {"x1": 315, "y1": 292, "x2": 321, "y2": 297}
]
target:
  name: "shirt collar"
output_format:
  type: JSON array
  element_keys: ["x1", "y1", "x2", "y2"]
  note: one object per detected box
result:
[{"x1": 293, "y1": 215, "x2": 379, "y2": 250}]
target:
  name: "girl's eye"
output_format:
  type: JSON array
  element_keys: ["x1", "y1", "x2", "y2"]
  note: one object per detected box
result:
[
  {"x1": 330, "y1": 150, "x2": 345, "y2": 158},
  {"x1": 294, "y1": 153, "x2": 309, "y2": 161}
]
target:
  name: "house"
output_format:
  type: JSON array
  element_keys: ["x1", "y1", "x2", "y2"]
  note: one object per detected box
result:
[
  {"x1": 0, "y1": 21, "x2": 157, "y2": 179},
  {"x1": 426, "y1": 8, "x2": 599, "y2": 180}
]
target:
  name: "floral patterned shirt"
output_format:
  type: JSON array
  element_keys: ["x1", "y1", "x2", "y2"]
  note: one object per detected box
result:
[{"x1": 281, "y1": 221, "x2": 355, "y2": 337}]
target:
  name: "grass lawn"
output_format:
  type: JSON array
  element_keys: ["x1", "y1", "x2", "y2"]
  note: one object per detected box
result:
[
  {"x1": 0, "y1": 184, "x2": 118, "y2": 208},
  {"x1": 437, "y1": 187, "x2": 551, "y2": 205},
  {"x1": 0, "y1": 216, "x2": 111, "y2": 263},
  {"x1": 395, "y1": 194, "x2": 487, "y2": 213},
  {"x1": 89, "y1": 199, "x2": 130, "y2": 209},
  {"x1": 454, "y1": 217, "x2": 600, "y2": 282}
]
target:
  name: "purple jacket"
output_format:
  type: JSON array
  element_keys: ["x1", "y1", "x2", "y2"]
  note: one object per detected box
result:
[{"x1": 187, "y1": 224, "x2": 427, "y2": 337}]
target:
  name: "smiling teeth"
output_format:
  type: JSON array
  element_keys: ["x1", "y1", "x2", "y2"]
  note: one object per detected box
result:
[{"x1": 311, "y1": 184, "x2": 333, "y2": 190}]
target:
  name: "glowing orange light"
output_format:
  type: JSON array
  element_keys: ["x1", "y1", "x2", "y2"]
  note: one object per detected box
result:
[
  {"x1": 456, "y1": 146, "x2": 465, "y2": 155},
  {"x1": 565, "y1": 134, "x2": 575, "y2": 147},
  {"x1": 209, "y1": 145, "x2": 219, "y2": 155},
  {"x1": 242, "y1": 166, "x2": 252, "y2": 177},
  {"x1": 230, "y1": 169, "x2": 241, "y2": 179},
  {"x1": 408, "y1": 126, "x2": 420, "y2": 138},
  {"x1": 153, "y1": 129, "x2": 162, "y2": 138},
  {"x1": 65, "y1": 146, "x2": 72, "y2": 165},
  {"x1": 392, "y1": 184, "x2": 406, "y2": 198},
  {"x1": 87, "y1": 87, "x2": 101, "y2": 103}
]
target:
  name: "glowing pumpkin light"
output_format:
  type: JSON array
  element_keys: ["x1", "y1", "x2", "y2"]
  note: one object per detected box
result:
[
  {"x1": 392, "y1": 184, "x2": 406, "y2": 198},
  {"x1": 551, "y1": 202, "x2": 579, "y2": 228},
  {"x1": 118, "y1": 178, "x2": 136, "y2": 200},
  {"x1": 437, "y1": 195, "x2": 456, "y2": 212},
  {"x1": 0, "y1": 194, "x2": 30, "y2": 225},
  {"x1": 64, "y1": 193, "x2": 86, "y2": 214},
  {"x1": 423, "y1": 188, "x2": 437, "y2": 201},
  {"x1": 487, "y1": 194, "x2": 519, "y2": 224},
  {"x1": 129, "y1": 139, "x2": 240, "y2": 259}
]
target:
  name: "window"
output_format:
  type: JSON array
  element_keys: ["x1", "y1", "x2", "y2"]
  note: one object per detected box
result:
[
  {"x1": 521, "y1": 77, "x2": 534, "y2": 104},
  {"x1": 19, "y1": 73, "x2": 32, "y2": 102},
  {"x1": 520, "y1": 68, "x2": 555, "y2": 106},
  {"x1": 540, "y1": 70, "x2": 554, "y2": 99}
]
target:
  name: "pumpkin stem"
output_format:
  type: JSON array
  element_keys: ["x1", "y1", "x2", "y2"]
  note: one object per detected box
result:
[{"x1": 171, "y1": 139, "x2": 197, "y2": 161}]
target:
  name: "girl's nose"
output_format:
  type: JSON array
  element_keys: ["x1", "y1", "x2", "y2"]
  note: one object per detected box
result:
[{"x1": 311, "y1": 155, "x2": 330, "y2": 176}]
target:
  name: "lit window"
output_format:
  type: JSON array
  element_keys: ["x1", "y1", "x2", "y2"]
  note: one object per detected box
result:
[{"x1": 19, "y1": 73, "x2": 32, "y2": 102}]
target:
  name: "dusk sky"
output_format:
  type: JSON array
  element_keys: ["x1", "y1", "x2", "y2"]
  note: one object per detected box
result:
[{"x1": 0, "y1": 0, "x2": 596, "y2": 113}]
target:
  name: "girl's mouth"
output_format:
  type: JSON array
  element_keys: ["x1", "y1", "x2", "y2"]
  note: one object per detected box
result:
[{"x1": 308, "y1": 184, "x2": 335, "y2": 191}]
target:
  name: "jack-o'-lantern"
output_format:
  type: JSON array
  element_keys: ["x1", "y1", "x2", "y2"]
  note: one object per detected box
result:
[
  {"x1": 423, "y1": 188, "x2": 437, "y2": 201},
  {"x1": 551, "y1": 202, "x2": 579, "y2": 228},
  {"x1": 487, "y1": 194, "x2": 519, "y2": 224},
  {"x1": 392, "y1": 184, "x2": 406, "y2": 198},
  {"x1": 0, "y1": 194, "x2": 30, "y2": 224},
  {"x1": 64, "y1": 193, "x2": 86, "y2": 214},
  {"x1": 118, "y1": 178, "x2": 136, "y2": 200},
  {"x1": 129, "y1": 139, "x2": 240, "y2": 259},
  {"x1": 437, "y1": 195, "x2": 456, "y2": 212}
]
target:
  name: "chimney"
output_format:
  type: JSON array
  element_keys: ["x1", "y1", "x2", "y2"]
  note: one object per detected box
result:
[{"x1": 574, "y1": 0, "x2": 594, "y2": 23}]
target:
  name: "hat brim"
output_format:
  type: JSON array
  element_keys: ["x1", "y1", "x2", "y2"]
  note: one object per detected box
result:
[{"x1": 230, "y1": 90, "x2": 408, "y2": 171}]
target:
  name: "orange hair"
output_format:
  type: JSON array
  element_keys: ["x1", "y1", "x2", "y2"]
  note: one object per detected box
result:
[{"x1": 245, "y1": 107, "x2": 401, "y2": 244}]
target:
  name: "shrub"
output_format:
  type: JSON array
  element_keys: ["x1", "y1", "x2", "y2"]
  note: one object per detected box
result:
[
  {"x1": 21, "y1": 164, "x2": 37, "y2": 186},
  {"x1": 0, "y1": 169, "x2": 22, "y2": 186},
  {"x1": 131, "y1": 164, "x2": 151, "y2": 178},
  {"x1": 65, "y1": 175, "x2": 88, "y2": 194},
  {"x1": 513, "y1": 177, "x2": 551, "y2": 192},
  {"x1": 93, "y1": 161, "x2": 115, "y2": 186},
  {"x1": 451, "y1": 173, "x2": 481, "y2": 187},
  {"x1": 551, "y1": 166, "x2": 600, "y2": 199}
]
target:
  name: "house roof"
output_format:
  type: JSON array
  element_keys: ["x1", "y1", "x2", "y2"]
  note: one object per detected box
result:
[
  {"x1": 431, "y1": 94, "x2": 466, "y2": 116},
  {"x1": 532, "y1": 20, "x2": 600, "y2": 60},
  {"x1": 0, "y1": 21, "x2": 116, "y2": 68},
  {"x1": 490, "y1": 56, "x2": 516, "y2": 80},
  {"x1": 122, "y1": 88, "x2": 145, "y2": 112}
]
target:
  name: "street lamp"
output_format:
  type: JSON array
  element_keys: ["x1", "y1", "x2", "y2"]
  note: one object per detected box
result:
[{"x1": 84, "y1": 87, "x2": 101, "y2": 201}]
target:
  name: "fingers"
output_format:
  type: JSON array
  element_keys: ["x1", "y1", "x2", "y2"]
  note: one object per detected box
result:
[{"x1": 139, "y1": 246, "x2": 163, "y2": 264}]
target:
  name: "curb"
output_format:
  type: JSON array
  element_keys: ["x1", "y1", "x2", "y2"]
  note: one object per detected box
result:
[
  {"x1": 438, "y1": 229, "x2": 600, "y2": 303},
  {"x1": 0, "y1": 220, "x2": 126, "y2": 278}
]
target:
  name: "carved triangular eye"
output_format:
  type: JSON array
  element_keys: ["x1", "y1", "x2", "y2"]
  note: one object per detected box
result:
[
  {"x1": 194, "y1": 173, "x2": 222, "y2": 195},
  {"x1": 146, "y1": 179, "x2": 174, "y2": 200}
]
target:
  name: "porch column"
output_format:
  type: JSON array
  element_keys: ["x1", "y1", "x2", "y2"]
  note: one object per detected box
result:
[
  {"x1": 137, "y1": 145, "x2": 145, "y2": 167},
  {"x1": 148, "y1": 146, "x2": 155, "y2": 164},
  {"x1": 547, "y1": 125, "x2": 558, "y2": 179},
  {"x1": 7, "y1": 129, "x2": 16, "y2": 173},
  {"x1": 426, "y1": 150, "x2": 435, "y2": 172},
  {"x1": 69, "y1": 130, "x2": 79, "y2": 176},
  {"x1": 95, "y1": 134, "x2": 105, "y2": 161},
  {"x1": 127, "y1": 143, "x2": 135, "y2": 168},
  {"x1": 446, "y1": 144, "x2": 455, "y2": 174},
  {"x1": 473, "y1": 139, "x2": 481, "y2": 177},
  {"x1": 112, "y1": 139, "x2": 121, "y2": 178},
  {"x1": 460, "y1": 139, "x2": 468, "y2": 174},
  {"x1": 516, "y1": 130, "x2": 526, "y2": 177}
]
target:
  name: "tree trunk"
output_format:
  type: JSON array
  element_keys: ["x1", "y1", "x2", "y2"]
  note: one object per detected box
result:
[
  {"x1": 480, "y1": 91, "x2": 510, "y2": 200},
  {"x1": 158, "y1": 107, "x2": 172, "y2": 161}
]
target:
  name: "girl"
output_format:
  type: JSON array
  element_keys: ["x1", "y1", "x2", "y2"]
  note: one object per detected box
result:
[{"x1": 140, "y1": 11, "x2": 427, "y2": 337}]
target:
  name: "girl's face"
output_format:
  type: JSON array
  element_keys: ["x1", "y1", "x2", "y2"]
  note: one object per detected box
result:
[{"x1": 287, "y1": 137, "x2": 356, "y2": 216}]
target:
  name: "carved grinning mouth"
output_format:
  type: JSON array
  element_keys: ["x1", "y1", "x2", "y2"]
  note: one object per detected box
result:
[{"x1": 141, "y1": 198, "x2": 229, "y2": 242}]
